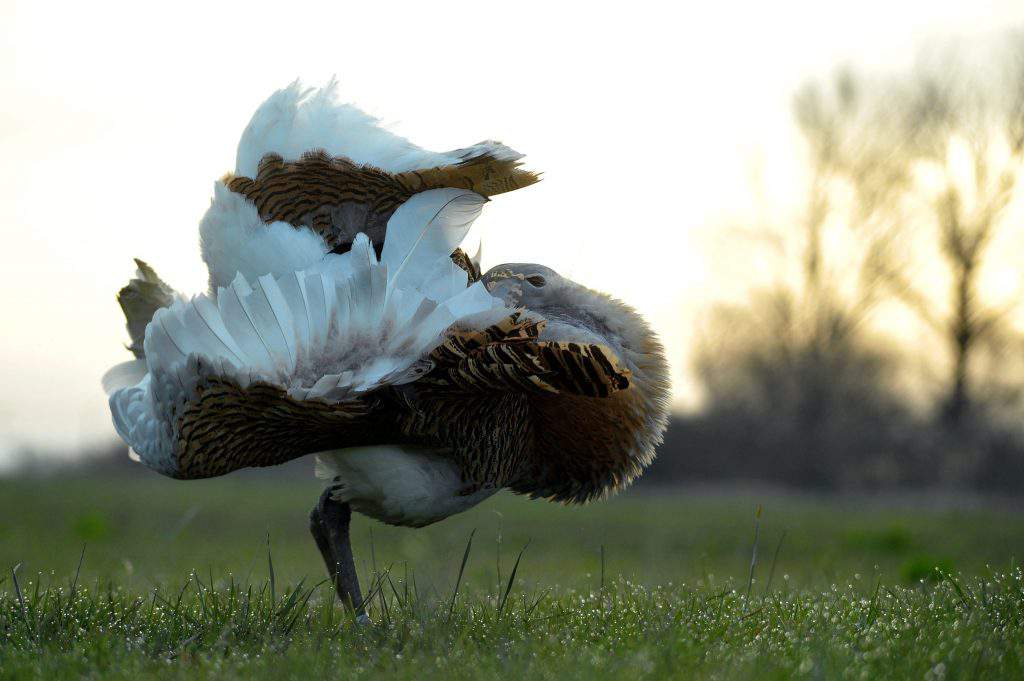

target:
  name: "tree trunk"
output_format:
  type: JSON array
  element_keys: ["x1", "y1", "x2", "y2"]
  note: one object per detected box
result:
[
  {"x1": 941, "y1": 258, "x2": 975, "y2": 431},
  {"x1": 942, "y1": 336, "x2": 970, "y2": 430}
]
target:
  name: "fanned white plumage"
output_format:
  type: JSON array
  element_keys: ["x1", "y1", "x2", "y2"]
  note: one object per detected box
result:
[
  {"x1": 235, "y1": 79, "x2": 524, "y2": 178},
  {"x1": 109, "y1": 194, "x2": 509, "y2": 476}
]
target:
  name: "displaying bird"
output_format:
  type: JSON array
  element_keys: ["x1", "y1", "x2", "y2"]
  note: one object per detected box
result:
[{"x1": 103, "y1": 82, "x2": 670, "y2": 621}]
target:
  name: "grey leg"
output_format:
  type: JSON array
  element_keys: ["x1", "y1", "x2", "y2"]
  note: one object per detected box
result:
[{"x1": 309, "y1": 488, "x2": 369, "y2": 623}]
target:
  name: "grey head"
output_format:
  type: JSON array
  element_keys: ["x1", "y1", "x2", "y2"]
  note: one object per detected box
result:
[
  {"x1": 479, "y1": 263, "x2": 562, "y2": 309},
  {"x1": 481, "y1": 262, "x2": 641, "y2": 355},
  {"x1": 479, "y1": 262, "x2": 669, "y2": 391}
]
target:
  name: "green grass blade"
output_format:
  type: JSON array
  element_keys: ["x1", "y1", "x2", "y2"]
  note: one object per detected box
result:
[{"x1": 447, "y1": 529, "x2": 476, "y2": 622}]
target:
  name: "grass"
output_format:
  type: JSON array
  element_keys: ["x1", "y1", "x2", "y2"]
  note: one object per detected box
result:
[{"x1": 1, "y1": 475, "x2": 1023, "y2": 679}]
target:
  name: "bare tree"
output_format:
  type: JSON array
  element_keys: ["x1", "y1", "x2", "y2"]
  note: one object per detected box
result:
[
  {"x1": 691, "y1": 74, "x2": 919, "y2": 488},
  {"x1": 841, "y1": 40, "x2": 1024, "y2": 430},
  {"x1": 690, "y1": 34, "x2": 1024, "y2": 488}
]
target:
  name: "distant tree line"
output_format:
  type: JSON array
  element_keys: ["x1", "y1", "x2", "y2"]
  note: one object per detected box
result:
[{"x1": 666, "y1": 33, "x2": 1024, "y2": 491}]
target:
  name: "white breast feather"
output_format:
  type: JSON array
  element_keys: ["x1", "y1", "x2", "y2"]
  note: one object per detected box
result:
[{"x1": 315, "y1": 446, "x2": 498, "y2": 527}]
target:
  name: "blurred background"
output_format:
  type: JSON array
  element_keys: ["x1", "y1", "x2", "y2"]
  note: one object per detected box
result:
[{"x1": 3, "y1": 0, "x2": 1024, "y2": 591}]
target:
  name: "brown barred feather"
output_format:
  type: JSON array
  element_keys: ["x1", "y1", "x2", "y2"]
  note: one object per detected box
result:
[
  {"x1": 226, "y1": 151, "x2": 409, "y2": 255},
  {"x1": 224, "y1": 150, "x2": 539, "y2": 257},
  {"x1": 394, "y1": 391, "x2": 533, "y2": 491},
  {"x1": 174, "y1": 373, "x2": 395, "y2": 479},
  {"x1": 422, "y1": 317, "x2": 631, "y2": 398},
  {"x1": 426, "y1": 312, "x2": 543, "y2": 367}
]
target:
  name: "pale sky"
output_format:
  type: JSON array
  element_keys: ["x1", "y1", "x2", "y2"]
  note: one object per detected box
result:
[{"x1": 1, "y1": 0, "x2": 1022, "y2": 463}]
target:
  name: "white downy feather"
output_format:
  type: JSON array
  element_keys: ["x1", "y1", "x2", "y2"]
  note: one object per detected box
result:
[
  {"x1": 199, "y1": 183, "x2": 337, "y2": 290},
  {"x1": 109, "y1": 189, "x2": 510, "y2": 476},
  {"x1": 235, "y1": 79, "x2": 525, "y2": 178}
]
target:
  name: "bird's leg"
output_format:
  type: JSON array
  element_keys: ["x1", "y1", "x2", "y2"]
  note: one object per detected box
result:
[{"x1": 309, "y1": 488, "x2": 369, "y2": 624}]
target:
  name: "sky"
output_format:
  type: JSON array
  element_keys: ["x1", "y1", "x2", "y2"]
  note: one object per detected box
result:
[{"x1": 1, "y1": 0, "x2": 1023, "y2": 463}]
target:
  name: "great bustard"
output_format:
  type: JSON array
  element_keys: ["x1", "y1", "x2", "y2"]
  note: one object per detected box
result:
[{"x1": 103, "y1": 81, "x2": 671, "y2": 621}]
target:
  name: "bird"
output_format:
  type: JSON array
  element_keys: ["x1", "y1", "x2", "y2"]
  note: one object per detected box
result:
[{"x1": 102, "y1": 81, "x2": 671, "y2": 621}]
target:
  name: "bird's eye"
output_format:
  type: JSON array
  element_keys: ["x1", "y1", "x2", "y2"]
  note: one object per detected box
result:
[{"x1": 526, "y1": 275, "x2": 546, "y2": 287}]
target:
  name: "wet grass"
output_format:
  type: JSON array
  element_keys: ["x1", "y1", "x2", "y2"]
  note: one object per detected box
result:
[
  {"x1": 2, "y1": 565, "x2": 1022, "y2": 679},
  {"x1": 1, "y1": 476, "x2": 1023, "y2": 679}
]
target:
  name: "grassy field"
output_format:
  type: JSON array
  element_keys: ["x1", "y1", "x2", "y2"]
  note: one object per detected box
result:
[{"x1": 1, "y1": 474, "x2": 1023, "y2": 679}]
